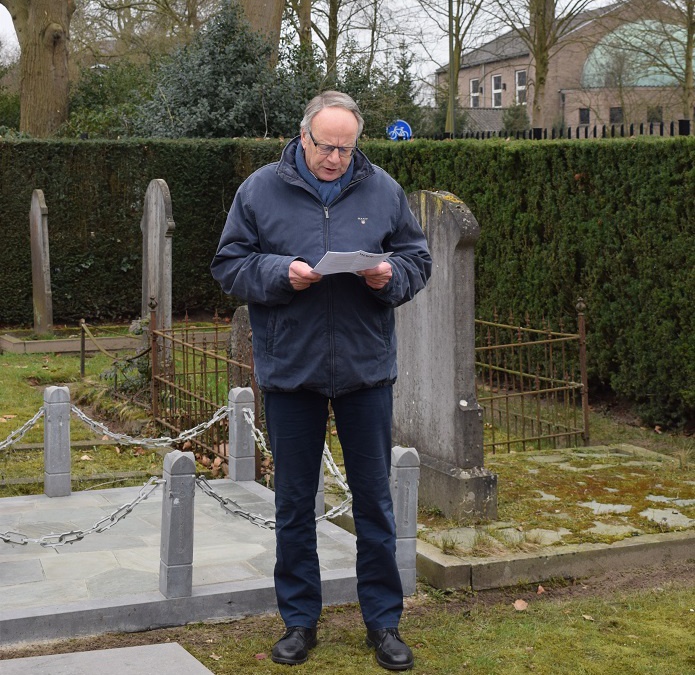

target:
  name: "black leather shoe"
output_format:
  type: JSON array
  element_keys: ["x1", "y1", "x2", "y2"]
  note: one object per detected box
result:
[
  {"x1": 271, "y1": 626, "x2": 318, "y2": 665},
  {"x1": 366, "y1": 628, "x2": 414, "y2": 671}
]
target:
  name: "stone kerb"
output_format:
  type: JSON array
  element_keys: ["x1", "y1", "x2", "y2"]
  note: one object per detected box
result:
[
  {"x1": 141, "y1": 179, "x2": 175, "y2": 332},
  {"x1": 29, "y1": 189, "x2": 53, "y2": 335},
  {"x1": 393, "y1": 191, "x2": 497, "y2": 521},
  {"x1": 43, "y1": 386, "x2": 71, "y2": 497}
]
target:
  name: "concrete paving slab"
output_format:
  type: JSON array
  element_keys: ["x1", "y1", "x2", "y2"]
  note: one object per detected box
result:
[
  {"x1": 0, "y1": 643, "x2": 213, "y2": 674},
  {"x1": 0, "y1": 479, "x2": 359, "y2": 646}
]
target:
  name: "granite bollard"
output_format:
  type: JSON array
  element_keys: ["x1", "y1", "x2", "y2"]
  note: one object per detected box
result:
[
  {"x1": 43, "y1": 386, "x2": 71, "y2": 497},
  {"x1": 159, "y1": 450, "x2": 196, "y2": 599},
  {"x1": 390, "y1": 446, "x2": 420, "y2": 596},
  {"x1": 227, "y1": 387, "x2": 256, "y2": 481}
]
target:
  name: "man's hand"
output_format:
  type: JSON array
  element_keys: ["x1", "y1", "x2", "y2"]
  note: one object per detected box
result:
[
  {"x1": 289, "y1": 260, "x2": 322, "y2": 291},
  {"x1": 358, "y1": 261, "x2": 392, "y2": 290}
]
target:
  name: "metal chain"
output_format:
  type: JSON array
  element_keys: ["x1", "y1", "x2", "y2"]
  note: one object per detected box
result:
[
  {"x1": 70, "y1": 404, "x2": 230, "y2": 447},
  {"x1": 243, "y1": 408, "x2": 272, "y2": 459},
  {"x1": 0, "y1": 476, "x2": 165, "y2": 548},
  {"x1": 0, "y1": 407, "x2": 45, "y2": 452},
  {"x1": 196, "y1": 476, "x2": 276, "y2": 530},
  {"x1": 199, "y1": 408, "x2": 353, "y2": 528}
]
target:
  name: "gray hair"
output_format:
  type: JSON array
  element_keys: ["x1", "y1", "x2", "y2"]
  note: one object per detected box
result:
[{"x1": 300, "y1": 91, "x2": 364, "y2": 138}]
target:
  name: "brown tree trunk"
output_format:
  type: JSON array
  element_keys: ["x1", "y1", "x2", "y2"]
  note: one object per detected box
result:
[
  {"x1": 10, "y1": 0, "x2": 75, "y2": 137},
  {"x1": 297, "y1": 0, "x2": 312, "y2": 49},
  {"x1": 239, "y1": 0, "x2": 284, "y2": 65}
]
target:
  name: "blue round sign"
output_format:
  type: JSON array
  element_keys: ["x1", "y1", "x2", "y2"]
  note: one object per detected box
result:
[{"x1": 386, "y1": 119, "x2": 412, "y2": 141}]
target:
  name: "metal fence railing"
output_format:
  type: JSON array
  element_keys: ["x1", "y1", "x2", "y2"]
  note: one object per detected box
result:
[
  {"x1": 475, "y1": 302, "x2": 589, "y2": 454},
  {"x1": 149, "y1": 309, "x2": 259, "y2": 465}
]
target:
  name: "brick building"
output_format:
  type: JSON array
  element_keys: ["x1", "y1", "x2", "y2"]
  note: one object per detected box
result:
[{"x1": 437, "y1": 0, "x2": 691, "y2": 132}]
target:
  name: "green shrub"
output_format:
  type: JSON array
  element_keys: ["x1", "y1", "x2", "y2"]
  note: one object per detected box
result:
[{"x1": 0, "y1": 136, "x2": 692, "y2": 427}]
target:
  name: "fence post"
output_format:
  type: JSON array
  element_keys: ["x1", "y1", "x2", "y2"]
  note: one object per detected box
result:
[
  {"x1": 160, "y1": 450, "x2": 196, "y2": 598},
  {"x1": 576, "y1": 298, "x2": 590, "y2": 446},
  {"x1": 44, "y1": 386, "x2": 71, "y2": 497},
  {"x1": 390, "y1": 446, "x2": 420, "y2": 596},
  {"x1": 228, "y1": 387, "x2": 256, "y2": 481},
  {"x1": 315, "y1": 461, "x2": 325, "y2": 519}
]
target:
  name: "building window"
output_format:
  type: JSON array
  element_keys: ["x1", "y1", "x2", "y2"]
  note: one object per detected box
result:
[
  {"x1": 647, "y1": 106, "x2": 663, "y2": 124},
  {"x1": 515, "y1": 70, "x2": 527, "y2": 104},
  {"x1": 579, "y1": 108, "x2": 590, "y2": 125},
  {"x1": 610, "y1": 107, "x2": 623, "y2": 125},
  {"x1": 492, "y1": 75, "x2": 502, "y2": 108},
  {"x1": 470, "y1": 79, "x2": 480, "y2": 108}
]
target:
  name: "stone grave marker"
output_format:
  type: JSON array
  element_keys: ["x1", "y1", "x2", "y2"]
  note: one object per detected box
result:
[
  {"x1": 29, "y1": 189, "x2": 53, "y2": 334},
  {"x1": 393, "y1": 190, "x2": 497, "y2": 521},
  {"x1": 141, "y1": 179, "x2": 175, "y2": 332}
]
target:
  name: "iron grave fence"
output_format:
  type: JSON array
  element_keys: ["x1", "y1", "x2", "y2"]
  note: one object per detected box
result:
[{"x1": 475, "y1": 302, "x2": 589, "y2": 454}]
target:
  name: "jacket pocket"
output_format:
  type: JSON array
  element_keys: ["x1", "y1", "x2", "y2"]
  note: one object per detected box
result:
[{"x1": 380, "y1": 311, "x2": 392, "y2": 349}]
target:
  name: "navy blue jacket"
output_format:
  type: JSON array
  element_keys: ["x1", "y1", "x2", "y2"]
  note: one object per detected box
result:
[{"x1": 211, "y1": 137, "x2": 432, "y2": 398}]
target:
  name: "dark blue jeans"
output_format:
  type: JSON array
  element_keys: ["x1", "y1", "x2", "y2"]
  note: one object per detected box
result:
[{"x1": 264, "y1": 386, "x2": 403, "y2": 631}]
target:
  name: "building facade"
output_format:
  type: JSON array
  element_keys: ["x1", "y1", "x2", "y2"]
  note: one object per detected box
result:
[{"x1": 437, "y1": 1, "x2": 691, "y2": 132}]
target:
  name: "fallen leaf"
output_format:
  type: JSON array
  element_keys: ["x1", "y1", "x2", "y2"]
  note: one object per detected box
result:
[
  {"x1": 513, "y1": 599, "x2": 528, "y2": 611},
  {"x1": 101, "y1": 435, "x2": 110, "y2": 441},
  {"x1": 205, "y1": 639, "x2": 214, "y2": 643},
  {"x1": 537, "y1": 585, "x2": 546, "y2": 595},
  {"x1": 654, "y1": 425, "x2": 662, "y2": 434},
  {"x1": 80, "y1": 454, "x2": 93, "y2": 461},
  {"x1": 582, "y1": 614, "x2": 594, "y2": 621},
  {"x1": 3, "y1": 414, "x2": 16, "y2": 419},
  {"x1": 209, "y1": 653, "x2": 221, "y2": 661},
  {"x1": 254, "y1": 653, "x2": 267, "y2": 660}
]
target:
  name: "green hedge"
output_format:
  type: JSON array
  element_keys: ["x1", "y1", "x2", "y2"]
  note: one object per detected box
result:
[{"x1": 0, "y1": 137, "x2": 693, "y2": 426}]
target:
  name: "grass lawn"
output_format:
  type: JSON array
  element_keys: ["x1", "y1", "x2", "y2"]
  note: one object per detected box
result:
[{"x1": 0, "y1": 565, "x2": 693, "y2": 674}]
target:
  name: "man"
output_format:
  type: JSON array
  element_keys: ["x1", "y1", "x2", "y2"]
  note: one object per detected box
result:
[{"x1": 211, "y1": 91, "x2": 431, "y2": 671}]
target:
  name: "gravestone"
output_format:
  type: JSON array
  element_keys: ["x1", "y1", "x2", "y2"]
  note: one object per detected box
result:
[
  {"x1": 141, "y1": 179, "x2": 175, "y2": 332},
  {"x1": 393, "y1": 190, "x2": 497, "y2": 521},
  {"x1": 227, "y1": 305, "x2": 253, "y2": 387},
  {"x1": 29, "y1": 189, "x2": 53, "y2": 334}
]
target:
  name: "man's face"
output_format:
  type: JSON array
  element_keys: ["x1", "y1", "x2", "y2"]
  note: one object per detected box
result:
[{"x1": 300, "y1": 107, "x2": 358, "y2": 182}]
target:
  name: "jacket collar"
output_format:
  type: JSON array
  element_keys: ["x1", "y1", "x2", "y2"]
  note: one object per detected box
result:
[{"x1": 276, "y1": 136, "x2": 375, "y2": 187}]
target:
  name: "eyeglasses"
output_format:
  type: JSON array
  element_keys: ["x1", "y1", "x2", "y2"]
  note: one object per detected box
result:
[{"x1": 308, "y1": 130, "x2": 356, "y2": 158}]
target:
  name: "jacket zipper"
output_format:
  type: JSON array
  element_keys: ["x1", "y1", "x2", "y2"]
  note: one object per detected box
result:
[{"x1": 324, "y1": 204, "x2": 336, "y2": 398}]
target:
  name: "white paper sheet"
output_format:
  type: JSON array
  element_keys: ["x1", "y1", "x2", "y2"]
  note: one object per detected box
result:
[{"x1": 312, "y1": 250, "x2": 392, "y2": 275}]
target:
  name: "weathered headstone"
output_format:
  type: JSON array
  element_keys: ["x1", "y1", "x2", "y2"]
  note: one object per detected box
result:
[
  {"x1": 29, "y1": 189, "x2": 53, "y2": 335},
  {"x1": 393, "y1": 190, "x2": 497, "y2": 521},
  {"x1": 227, "y1": 305, "x2": 253, "y2": 387},
  {"x1": 141, "y1": 179, "x2": 175, "y2": 332}
]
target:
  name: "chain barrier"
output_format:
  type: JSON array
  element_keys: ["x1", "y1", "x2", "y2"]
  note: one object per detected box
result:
[
  {"x1": 196, "y1": 476, "x2": 276, "y2": 530},
  {"x1": 0, "y1": 407, "x2": 45, "y2": 452},
  {"x1": 2, "y1": 401, "x2": 351, "y2": 534},
  {"x1": 243, "y1": 408, "x2": 272, "y2": 459},
  {"x1": 219, "y1": 408, "x2": 353, "y2": 527},
  {"x1": 70, "y1": 404, "x2": 230, "y2": 448},
  {"x1": 0, "y1": 476, "x2": 164, "y2": 548}
]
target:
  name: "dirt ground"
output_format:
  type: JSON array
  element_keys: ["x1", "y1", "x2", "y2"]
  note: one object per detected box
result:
[{"x1": 1, "y1": 559, "x2": 693, "y2": 661}]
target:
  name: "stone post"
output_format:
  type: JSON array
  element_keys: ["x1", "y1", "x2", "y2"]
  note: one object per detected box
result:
[
  {"x1": 160, "y1": 450, "x2": 196, "y2": 599},
  {"x1": 390, "y1": 446, "x2": 420, "y2": 596},
  {"x1": 393, "y1": 191, "x2": 497, "y2": 521},
  {"x1": 30, "y1": 189, "x2": 53, "y2": 335},
  {"x1": 43, "y1": 386, "x2": 71, "y2": 497},
  {"x1": 315, "y1": 461, "x2": 325, "y2": 520},
  {"x1": 228, "y1": 387, "x2": 255, "y2": 481},
  {"x1": 141, "y1": 179, "x2": 175, "y2": 333}
]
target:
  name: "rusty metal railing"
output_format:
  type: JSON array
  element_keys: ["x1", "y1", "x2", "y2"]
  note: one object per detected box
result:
[
  {"x1": 475, "y1": 301, "x2": 589, "y2": 453},
  {"x1": 149, "y1": 305, "x2": 259, "y2": 466}
]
